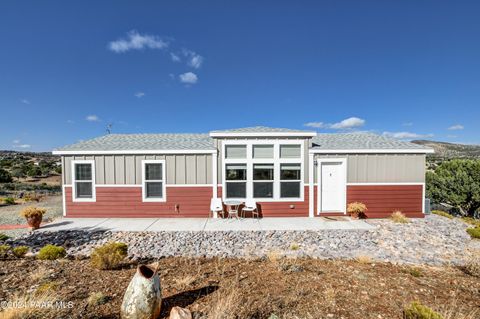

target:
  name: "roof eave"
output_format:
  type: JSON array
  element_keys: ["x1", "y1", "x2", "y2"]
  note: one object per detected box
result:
[
  {"x1": 209, "y1": 132, "x2": 317, "y2": 137},
  {"x1": 309, "y1": 148, "x2": 435, "y2": 154},
  {"x1": 52, "y1": 149, "x2": 218, "y2": 155}
]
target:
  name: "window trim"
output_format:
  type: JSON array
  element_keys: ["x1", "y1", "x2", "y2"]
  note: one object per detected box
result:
[
  {"x1": 141, "y1": 159, "x2": 167, "y2": 202},
  {"x1": 221, "y1": 140, "x2": 304, "y2": 202},
  {"x1": 280, "y1": 163, "x2": 302, "y2": 198},
  {"x1": 71, "y1": 159, "x2": 96, "y2": 202}
]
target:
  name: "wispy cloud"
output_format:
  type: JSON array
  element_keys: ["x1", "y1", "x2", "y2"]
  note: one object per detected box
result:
[
  {"x1": 402, "y1": 122, "x2": 413, "y2": 127},
  {"x1": 179, "y1": 72, "x2": 198, "y2": 84},
  {"x1": 382, "y1": 131, "x2": 434, "y2": 139},
  {"x1": 86, "y1": 115, "x2": 101, "y2": 122},
  {"x1": 67, "y1": 119, "x2": 75, "y2": 124},
  {"x1": 12, "y1": 139, "x2": 20, "y2": 144},
  {"x1": 448, "y1": 124, "x2": 464, "y2": 130},
  {"x1": 12, "y1": 139, "x2": 31, "y2": 148},
  {"x1": 170, "y1": 52, "x2": 180, "y2": 62},
  {"x1": 20, "y1": 99, "x2": 30, "y2": 105},
  {"x1": 108, "y1": 30, "x2": 168, "y2": 53},
  {"x1": 183, "y1": 49, "x2": 203, "y2": 69},
  {"x1": 134, "y1": 92, "x2": 145, "y2": 98},
  {"x1": 304, "y1": 117, "x2": 366, "y2": 130}
]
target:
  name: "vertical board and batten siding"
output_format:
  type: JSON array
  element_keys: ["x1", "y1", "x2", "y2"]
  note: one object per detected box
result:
[
  {"x1": 63, "y1": 154, "x2": 213, "y2": 185},
  {"x1": 215, "y1": 138, "x2": 311, "y2": 183}
]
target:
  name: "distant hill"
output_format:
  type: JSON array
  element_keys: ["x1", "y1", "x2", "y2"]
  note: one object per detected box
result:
[{"x1": 411, "y1": 140, "x2": 480, "y2": 158}]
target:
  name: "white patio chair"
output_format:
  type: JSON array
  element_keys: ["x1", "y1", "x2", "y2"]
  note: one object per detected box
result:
[
  {"x1": 210, "y1": 198, "x2": 224, "y2": 218},
  {"x1": 241, "y1": 199, "x2": 259, "y2": 218}
]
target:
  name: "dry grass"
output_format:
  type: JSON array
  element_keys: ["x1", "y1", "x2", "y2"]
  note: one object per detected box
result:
[
  {"x1": 462, "y1": 250, "x2": 480, "y2": 277},
  {"x1": 391, "y1": 210, "x2": 409, "y2": 223},
  {"x1": 355, "y1": 255, "x2": 373, "y2": 264},
  {"x1": 29, "y1": 266, "x2": 51, "y2": 282},
  {"x1": 440, "y1": 293, "x2": 480, "y2": 319},
  {"x1": 87, "y1": 292, "x2": 109, "y2": 306},
  {"x1": 36, "y1": 281, "x2": 60, "y2": 295},
  {"x1": 174, "y1": 274, "x2": 197, "y2": 290},
  {"x1": 266, "y1": 250, "x2": 282, "y2": 264},
  {"x1": 206, "y1": 283, "x2": 241, "y2": 319},
  {"x1": 289, "y1": 243, "x2": 300, "y2": 251},
  {"x1": 0, "y1": 291, "x2": 57, "y2": 319}
]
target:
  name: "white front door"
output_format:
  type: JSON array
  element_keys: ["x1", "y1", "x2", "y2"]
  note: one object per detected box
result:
[{"x1": 318, "y1": 160, "x2": 346, "y2": 213}]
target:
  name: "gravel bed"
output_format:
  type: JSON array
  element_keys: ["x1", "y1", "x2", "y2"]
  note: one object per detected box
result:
[
  {"x1": 0, "y1": 195, "x2": 63, "y2": 225},
  {"x1": 2, "y1": 215, "x2": 475, "y2": 266}
]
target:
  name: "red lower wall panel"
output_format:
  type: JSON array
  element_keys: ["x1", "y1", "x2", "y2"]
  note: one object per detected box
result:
[
  {"x1": 346, "y1": 185, "x2": 424, "y2": 218},
  {"x1": 65, "y1": 187, "x2": 212, "y2": 218},
  {"x1": 217, "y1": 186, "x2": 309, "y2": 217}
]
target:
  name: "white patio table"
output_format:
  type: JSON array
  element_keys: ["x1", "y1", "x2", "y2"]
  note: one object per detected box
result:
[{"x1": 223, "y1": 200, "x2": 243, "y2": 219}]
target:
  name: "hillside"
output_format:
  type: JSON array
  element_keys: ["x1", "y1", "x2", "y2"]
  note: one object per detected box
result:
[{"x1": 411, "y1": 140, "x2": 480, "y2": 158}]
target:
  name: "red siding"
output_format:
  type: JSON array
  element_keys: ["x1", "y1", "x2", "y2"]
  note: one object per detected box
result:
[
  {"x1": 65, "y1": 186, "x2": 211, "y2": 218},
  {"x1": 217, "y1": 186, "x2": 309, "y2": 217},
  {"x1": 347, "y1": 185, "x2": 424, "y2": 218}
]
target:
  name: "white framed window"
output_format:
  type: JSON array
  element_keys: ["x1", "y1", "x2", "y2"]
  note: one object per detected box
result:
[
  {"x1": 142, "y1": 160, "x2": 166, "y2": 202},
  {"x1": 71, "y1": 160, "x2": 96, "y2": 202},
  {"x1": 222, "y1": 140, "x2": 304, "y2": 201}
]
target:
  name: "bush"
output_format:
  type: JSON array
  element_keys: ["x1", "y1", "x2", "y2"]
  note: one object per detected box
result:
[
  {"x1": 466, "y1": 227, "x2": 480, "y2": 239},
  {"x1": 37, "y1": 244, "x2": 66, "y2": 260},
  {"x1": 431, "y1": 210, "x2": 453, "y2": 219},
  {"x1": 462, "y1": 217, "x2": 480, "y2": 228},
  {"x1": 24, "y1": 192, "x2": 43, "y2": 202},
  {"x1": 403, "y1": 301, "x2": 444, "y2": 319},
  {"x1": 3, "y1": 197, "x2": 15, "y2": 205},
  {"x1": 0, "y1": 233, "x2": 9, "y2": 241},
  {"x1": 90, "y1": 242, "x2": 128, "y2": 270},
  {"x1": 0, "y1": 168, "x2": 13, "y2": 183},
  {"x1": 391, "y1": 211, "x2": 409, "y2": 223},
  {"x1": 347, "y1": 202, "x2": 367, "y2": 218},
  {"x1": 0, "y1": 245, "x2": 11, "y2": 258},
  {"x1": 87, "y1": 292, "x2": 109, "y2": 306},
  {"x1": 20, "y1": 206, "x2": 46, "y2": 219},
  {"x1": 12, "y1": 246, "x2": 29, "y2": 258}
]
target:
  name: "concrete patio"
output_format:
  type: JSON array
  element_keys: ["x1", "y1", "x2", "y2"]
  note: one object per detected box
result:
[{"x1": 39, "y1": 217, "x2": 376, "y2": 232}]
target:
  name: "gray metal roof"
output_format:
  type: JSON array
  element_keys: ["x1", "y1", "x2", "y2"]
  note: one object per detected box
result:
[
  {"x1": 210, "y1": 126, "x2": 316, "y2": 134},
  {"x1": 311, "y1": 133, "x2": 432, "y2": 151},
  {"x1": 55, "y1": 133, "x2": 215, "y2": 151}
]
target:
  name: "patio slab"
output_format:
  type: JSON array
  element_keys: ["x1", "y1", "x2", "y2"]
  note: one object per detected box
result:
[{"x1": 39, "y1": 217, "x2": 375, "y2": 232}]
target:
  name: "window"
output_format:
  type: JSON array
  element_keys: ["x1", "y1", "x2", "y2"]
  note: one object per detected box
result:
[
  {"x1": 253, "y1": 145, "x2": 273, "y2": 159},
  {"x1": 223, "y1": 141, "x2": 304, "y2": 201},
  {"x1": 225, "y1": 164, "x2": 246, "y2": 198},
  {"x1": 253, "y1": 164, "x2": 274, "y2": 198},
  {"x1": 142, "y1": 160, "x2": 166, "y2": 201},
  {"x1": 72, "y1": 160, "x2": 95, "y2": 201},
  {"x1": 225, "y1": 145, "x2": 246, "y2": 159},
  {"x1": 280, "y1": 164, "x2": 301, "y2": 198},
  {"x1": 280, "y1": 145, "x2": 301, "y2": 158}
]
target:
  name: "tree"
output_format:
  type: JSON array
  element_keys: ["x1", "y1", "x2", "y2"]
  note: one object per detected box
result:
[
  {"x1": 426, "y1": 159, "x2": 480, "y2": 217},
  {"x1": 27, "y1": 166, "x2": 42, "y2": 177},
  {"x1": 0, "y1": 168, "x2": 13, "y2": 183}
]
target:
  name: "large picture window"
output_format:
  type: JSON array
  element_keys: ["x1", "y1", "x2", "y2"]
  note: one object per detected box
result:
[
  {"x1": 223, "y1": 142, "x2": 303, "y2": 201},
  {"x1": 142, "y1": 160, "x2": 166, "y2": 202},
  {"x1": 72, "y1": 160, "x2": 95, "y2": 202}
]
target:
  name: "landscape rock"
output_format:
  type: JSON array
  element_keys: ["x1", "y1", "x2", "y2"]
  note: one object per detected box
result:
[{"x1": 169, "y1": 306, "x2": 192, "y2": 319}]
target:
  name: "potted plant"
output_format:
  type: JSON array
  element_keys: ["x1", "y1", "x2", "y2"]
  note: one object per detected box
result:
[
  {"x1": 20, "y1": 206, "x2": 46, "y2": 230},
  {"x1": 347, "y1": 202, "x2": 367, "y2": 219}
]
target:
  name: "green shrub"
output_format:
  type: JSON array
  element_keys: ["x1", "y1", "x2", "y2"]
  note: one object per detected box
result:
[
  {"x1": 3, "y1": 197, "x2": 15, "y2": 205},
  {"x1": 407, "y1": 267, "x2": 423, "y2": 278},
  {"x1": 462, "y1": 217, "x2": 480, "y2": 228},
  {"x1": 404, "y1": 301, "x2": 444, "y2": 319},
  {"x1": 0, "y1": 233, "x2": 9, "y2": 241},
  {"x1": 431, "y1": 210, "x2": 453, "y2": 219},
  {"x1": 37, "y1": 244, "x2": 66, "y2": 260},
  {"x1": 12, "y1": 246, "x2": 29, "y2": 258},
  {"x1": 466, "y1": 227, "x2": 480, "y2": 239},
  {"x1": 0, "y1": 245, "x2": 11, "y2": 258},
  {"x1": 90, "y1": 242, "x2": 128, "y2": 270}
]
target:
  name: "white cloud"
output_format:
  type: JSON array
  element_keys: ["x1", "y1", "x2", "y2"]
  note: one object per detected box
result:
[
  {"x1": 448, "y1": 124, "x2": 464, "y2": 130},
  {"x1": 179, "y1": 72, "x2": 198, "y2": 84},
  {"x1": 86, "y1": 115, "x2": 101, "y2": 122},
  {"x1": 170, "y1": 52, "x2": 181, "y2": 62},
  {"x1": 12, "y1": 139, "x2": 20, "y2": 144},
  {"x1": 304, "y1": 122, "x2": 326, "y2": 128},
  {"x1": 382, "y1": 131, "x2": 434, "y2": 139},
  {"x1": 304, "y1": 117, "x2": 365, "y2": 130},
  {"x1": 402, "y1": 122, "x2": 413, "y2": 126},
  {"x1": 183, "y1": 49, "x2": 203, "y2": 69},
  {"x1": 20, "y1": 99, "x2": 30, "y2": 105},
  {"x1": 14, "y1": 144, "x2": 31, "y2": 149},
  {"x1": 134, "y1": 92, "x2": 145, "y2": 98},
  {"x1": 108, "y1": 30, "x2": 168, "y2": 53}
]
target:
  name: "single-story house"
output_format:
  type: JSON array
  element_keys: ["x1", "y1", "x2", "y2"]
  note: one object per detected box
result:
[{"x1": 52, "y1": 126, "x2": 434, "y2": 218}]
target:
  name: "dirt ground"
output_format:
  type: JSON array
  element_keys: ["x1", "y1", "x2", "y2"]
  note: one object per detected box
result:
[{"x1": 0, "y1": 257, "x2": 478, "y2": 319}]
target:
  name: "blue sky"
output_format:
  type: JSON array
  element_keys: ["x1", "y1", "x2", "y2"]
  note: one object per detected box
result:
[{"x1": 1, "y1": 1, "x2": 479, "y2": 151}]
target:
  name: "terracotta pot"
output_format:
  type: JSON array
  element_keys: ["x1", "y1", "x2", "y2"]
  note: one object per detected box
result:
[
  {"x1": 121, "y1": 264, "x2": 162, "y2": 319},
  {"x1": 26, "y1": 215, "x2": 42, "y2": 230}
]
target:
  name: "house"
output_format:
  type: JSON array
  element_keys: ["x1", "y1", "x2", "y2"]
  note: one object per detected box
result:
[{"x1": 52, "y1": 126, "x2": 434, "y2": 218}]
